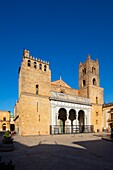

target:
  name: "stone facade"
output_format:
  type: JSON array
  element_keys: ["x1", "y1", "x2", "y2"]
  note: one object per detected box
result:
[
  {"x1": 14, "y1": 50, "x2": 105, "y2": 135},
  {"x1": 0, "y1": 111, "x2": 10, "y2": 131},
  {"x1": 14, "y1": 50, "x2": 51, "y2": 135},
  {"x1": 102, "y1": 103, "x2": 113, "y2": 132}
]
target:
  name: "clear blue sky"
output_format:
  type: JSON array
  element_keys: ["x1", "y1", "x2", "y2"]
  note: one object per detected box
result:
[{"x1": 0, "y1": 0, "x2": 113, "y2": 113}]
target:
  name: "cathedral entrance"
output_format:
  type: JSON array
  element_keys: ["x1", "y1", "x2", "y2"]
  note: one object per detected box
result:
[
  {"x1": 69, "y1": 109, "x2": 76, "y2": 133},
  {"x1": 78, "y1": 110, "x2": 85, "y2": 133},
  {"x1": 58, "y1": 108, "x2": 67, "y2": 133}
]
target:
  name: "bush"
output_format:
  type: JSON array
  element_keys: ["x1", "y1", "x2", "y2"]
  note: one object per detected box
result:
[{"x1": 2, "y1": 131, "x2": 13, "y2": 144}]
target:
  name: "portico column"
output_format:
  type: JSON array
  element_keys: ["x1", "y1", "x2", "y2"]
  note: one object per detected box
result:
[
  {"x1": 65, "y1": 108, "x2": 70, "y2": 125},
  {"x1": 76, "y1": 110, "x2": 79, "y2": 126}
]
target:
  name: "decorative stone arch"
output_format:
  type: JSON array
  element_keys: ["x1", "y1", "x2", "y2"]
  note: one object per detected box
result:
[
  {"x1": 78, "y1": 110, "x2": 85, "y2": 133},
  {"x1": 58, "y1": 108, "x2": 67, "y2": 133}
]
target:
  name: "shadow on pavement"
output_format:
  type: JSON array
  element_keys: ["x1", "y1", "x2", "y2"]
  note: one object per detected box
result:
[{"x1": 0, "y1": 136, "x2": 113, "y2": 170}]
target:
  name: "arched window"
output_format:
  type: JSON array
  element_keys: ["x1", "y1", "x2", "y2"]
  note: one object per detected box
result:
[
  {"x1": 36, "y1": 84, "x2": 39, "y2": 95},
  {"x1": 39, "y1": 63, "x2": 42, "y2": 70},
  {"x1": 28, "y1": 60, "x2": 31, "y2": 67},
  {"x1": 2, "y1": 123, "x2": 6, "y2": 131},
  {"x1": 44, "y1": 65, "x2": 47, "y2": 71},
  {"x1": 83, "y1": 80, "x2": 86, "y2": 87},
  {"x1": 93, "y1": 78, "x2": 96, "y2": 86},
  {"x1": 34, "y1": 62, "x2": 37, "y2": 69},
  {"x1": 96, "y1": 97, "x2": 98, "y2": 104},
  {"x1": 82, "y1": 68, "x2": 86, "y2": 75},
  {"x1": 92, "y1": 67, "x2": 96, "y2": 74}
]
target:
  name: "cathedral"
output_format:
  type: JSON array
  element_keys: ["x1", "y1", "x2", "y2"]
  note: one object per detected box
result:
[{"x1": 14, "y1": 49, "x2": 105, "y2": 136}]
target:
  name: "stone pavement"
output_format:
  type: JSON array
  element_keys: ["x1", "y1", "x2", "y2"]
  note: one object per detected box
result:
[{"x1": 0, "y1": 133, "x2": 113, "y2": 170}]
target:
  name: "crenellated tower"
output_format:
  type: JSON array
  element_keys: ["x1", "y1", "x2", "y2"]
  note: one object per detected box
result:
[
  {"x1": 78, "y1": 55, "x2": 104, "y2": 132},
  {"x1": 14, "y1": 49, "x2": 51, "y2": 135}
]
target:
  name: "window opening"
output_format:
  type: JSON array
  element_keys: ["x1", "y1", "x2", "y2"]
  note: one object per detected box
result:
[
  {"x1": 83, "y1": 80, "x2": 86, "y2": 87},
  {"x1": 93, "y1": 78, "x2": 96, "y2": 86},
  {"x1": 28, "y1": 60, "x2": 31, "y2": 67},
  {"x1": 96, "y1": 97, "x2": 98, "y2": 104},
  {"x1": 44, "y1": 65, "x2": 47, "y2": 71},
  {"x1": 37, "y1": 102, "x2": 38, "y2": 112},
  {"x1": 36, "y1": 84, "x2": 39, "y2": 95},
  {"x1": 39, "y1": 63, "x2": 42, "y2": 70},
  {"x1": 34, "y1": 62, "x2": 37, "y2": 69},
  {"x1": 3, "y1": 117, "x2": 6, "y2": 121}
]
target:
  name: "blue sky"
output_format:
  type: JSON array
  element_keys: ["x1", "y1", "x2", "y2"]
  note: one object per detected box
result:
[{"x1": 0, "y1": 0, "x2": 113, "y2": 113}]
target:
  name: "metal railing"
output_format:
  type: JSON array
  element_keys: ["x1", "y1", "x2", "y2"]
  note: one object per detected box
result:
[{"x1": 50, "y1": 125, "x2": 94, "y2": 135}]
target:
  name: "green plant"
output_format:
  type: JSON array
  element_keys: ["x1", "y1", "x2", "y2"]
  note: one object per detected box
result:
[
  {"x1": 2, "y1": 131, "x2": 13, "y2": 144},
  {"x1": 3, "y1": 131, "x2": 11, "y2": 139}
]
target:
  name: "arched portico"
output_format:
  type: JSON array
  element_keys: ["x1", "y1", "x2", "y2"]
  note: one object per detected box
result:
[
  {"x1": 78, "y1": 110, "x2": 85, "y2": 133},
  {"x1": 58, "y1": 108, "x2": 67, "y2": 133},
  {"x1": 50, "y1": 96, "x2": 92, "y2": 134},
  {"x1": 69, "y1": 109, "x2": 76, "y2": 133}
]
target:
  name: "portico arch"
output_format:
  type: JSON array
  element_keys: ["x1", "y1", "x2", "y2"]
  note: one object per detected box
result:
[
  {"x1": 78, "y1": 110, "x2": 85, "y2": 133},
  {"x1": 58, "y1": 108, "x2": 67, "y2": 133},
  {"x1": 69, "y1": 109, "x2": 76, "y2": 133}
]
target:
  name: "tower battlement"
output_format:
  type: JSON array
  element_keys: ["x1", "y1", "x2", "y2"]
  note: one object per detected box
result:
[{"x1": 23, "y1": 49, "x2": 49, "y2": 65}]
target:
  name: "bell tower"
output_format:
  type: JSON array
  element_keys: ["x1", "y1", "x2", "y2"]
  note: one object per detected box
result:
[
  {"x1": 14, "y1": 49, "x2": 51, "y2": 136},
  {"x1": 79, "y1": 55, "x2": 100, "y2": 90},
  {"x1": 78, "y1": 55, "x2": 104, "y2": 132}
]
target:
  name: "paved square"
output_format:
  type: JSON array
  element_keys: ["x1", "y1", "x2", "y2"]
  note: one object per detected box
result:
[{"x1": 0, "y1": 133, "x2": 113, "y2": 170}]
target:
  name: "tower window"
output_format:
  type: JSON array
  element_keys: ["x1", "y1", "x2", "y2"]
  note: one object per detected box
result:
[
  {"x1": 96, "y1": 119, "x2": 98, "y2": 125},
  {"x1": 44, "y1": 65, "x2": 47, "y2": 71},
  {"x1": 96, "y1": 112, "x2": 98, "y2": 116},
  {"x1": 93, "y1": 78, "x2": 96, "y2": 86},
  {"x1": 96, "y1": 97, "x2": 98, "y2": 104},
  {"x1": 37, "y1": 102, "x2": 38, "y2": 112},
  {"x1": 83, "y1": 80, "x2": 86, "y2": 87},
  {"x1": 39, "y1": 63, "x2": 42, "y2": 70},
  {"x1": 28, "y1": 60, "x2": 31, "y2": 67},
  {"x1": 39, "y1": 115, "x2": 40, "y2": 122},
  {"x1": 82, "y1": 68, "x2": 86, "y2": 75},
  {"x1": 34, "y1": 62, "x2": 37, "y2": 69},
  {"x1": 92, "y1": 67, "x2": 96, "y2": 74},
  {"x1": 36, "y1": 84, "x2": 39, "y2": 95}
]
